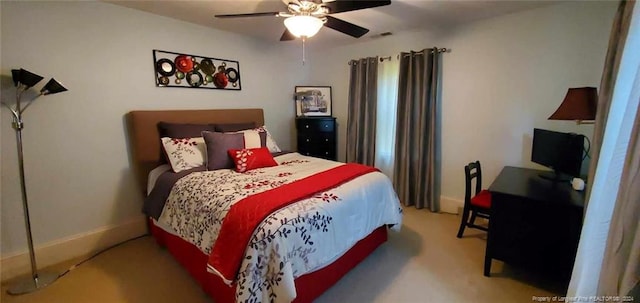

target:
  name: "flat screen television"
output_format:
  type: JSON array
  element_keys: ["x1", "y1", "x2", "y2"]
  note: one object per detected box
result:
[{"x1": 531, "y1": 128, "x2": 585, "y2": 181}]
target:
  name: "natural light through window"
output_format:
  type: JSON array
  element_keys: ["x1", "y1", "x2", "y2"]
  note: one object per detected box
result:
[{"x1": 375, "y1": 58, "x2": 400, "y2": 178}]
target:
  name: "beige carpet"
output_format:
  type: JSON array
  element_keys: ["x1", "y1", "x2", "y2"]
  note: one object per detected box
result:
[{"x1": 1, "y1": 207, "x2": 564, "y2": 303}]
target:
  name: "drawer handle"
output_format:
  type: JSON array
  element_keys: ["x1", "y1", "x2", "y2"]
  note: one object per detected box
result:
[
  {"x1": 325, "y1": 152, "x2": 329, "y2": 155},
  {"x1": 325, "y1": 139, "x2": 328, "y2": 142},
  {"x1": 305, "y1": 125, "x2": 309, "y2": 129},
  {"x1": 306, "y1": 139, "x2": 310, "y2": 142},
  {"x1": 305, "y1": 152, "x2": 310, "y2": 155},
  {"x1": 324, "y1": 124, "x2": 328, "y2": 128}
]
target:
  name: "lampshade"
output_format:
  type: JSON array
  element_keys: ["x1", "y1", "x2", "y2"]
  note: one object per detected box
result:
[
  {"x1": 284, "y1": 16, "x2": 324, "y2": 38},
  {"x1": 40, "y1": 78, "x2": 68, "y2": 95},
  {"x1": 11, "y1": 68, "x2": 44, "y2": 88},
  {"x1": 548, "y1": 87, "x2": 598, "y2": 121}
]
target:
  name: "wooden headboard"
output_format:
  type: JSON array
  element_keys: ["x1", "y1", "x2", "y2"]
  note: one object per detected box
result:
[{"x1": 126, "y1": 108, "x2": 264, "y2": 195}]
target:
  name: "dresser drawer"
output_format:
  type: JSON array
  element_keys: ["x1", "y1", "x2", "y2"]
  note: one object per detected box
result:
[
  {"x1": 297, "y1": 133, "x2": 335, "y2": 146},
  {"x1": 295, "y1": 117, "x2": 337, "y2": 161},
  {"x1": 296, "y1": 118, "x2": 335, "y2": 132},
  {"x1": 299, "y1": 148, "x2": 336, "y2": 160}
]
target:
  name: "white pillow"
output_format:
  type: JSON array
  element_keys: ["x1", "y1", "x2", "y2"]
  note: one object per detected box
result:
[
  {"x1": 255, "y1": 125, "x2": 281, "y2": 153},
  {"x1": 233, "y1": 129, "x2": 264, "y2": 149},
  {"x1": 161, "y1": 137, "x2": 206, "y2": 173}
]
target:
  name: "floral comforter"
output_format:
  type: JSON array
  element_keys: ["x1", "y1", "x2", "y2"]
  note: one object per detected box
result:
[{"x1": 157, "y1": 153, "x2": 403, "y2": 303}]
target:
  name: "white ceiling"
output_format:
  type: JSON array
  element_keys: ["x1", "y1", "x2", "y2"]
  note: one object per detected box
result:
[{"x1": 104, "y1": 0, "x2": 558, "y2": 46}]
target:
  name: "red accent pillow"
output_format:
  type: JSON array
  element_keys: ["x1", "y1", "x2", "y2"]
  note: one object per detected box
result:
[{"x1": 228, "y1": 147, "x2": 278, "y2": 173}]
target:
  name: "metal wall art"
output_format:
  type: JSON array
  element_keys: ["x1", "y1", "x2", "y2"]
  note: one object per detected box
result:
[{"x1": 153, "y1": 49, "x2": 241, "y2": 90}]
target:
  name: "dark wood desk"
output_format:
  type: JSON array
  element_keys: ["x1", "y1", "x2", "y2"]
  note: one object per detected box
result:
[{"x1": 485, "y1": 166, "x2": 585, "y2": 281}]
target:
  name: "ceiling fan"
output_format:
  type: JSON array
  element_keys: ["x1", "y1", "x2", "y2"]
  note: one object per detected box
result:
[{"x1": 215, "y1": 0, "x2": 392, "y2": 41}]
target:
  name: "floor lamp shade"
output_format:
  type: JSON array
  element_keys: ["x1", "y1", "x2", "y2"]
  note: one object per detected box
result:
[
  {"x1": 2, "y1": 68, "x2": 68, "y2": 295},
  {"x1": 41, "y1": 78, "x2": 67, "y2": 95},
  {"x1": 11, "y1": 69, "x2": 44, "y2": 88}
]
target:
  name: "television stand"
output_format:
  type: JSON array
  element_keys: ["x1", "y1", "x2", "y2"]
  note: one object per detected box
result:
[{"x1": 538, "y1": 171, "x2": 571, "y2": 182}]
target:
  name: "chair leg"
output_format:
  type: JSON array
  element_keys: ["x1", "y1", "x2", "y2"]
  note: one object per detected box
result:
[
  {"x1": 457, "y1": 206, "x2": 471, "y2": 238},
  {"x1": 484, "y1": 254, "x2": 492, "y2": 277},
  {"x1": 469, "y1": 210, "x2": 478, "y2": 226}
]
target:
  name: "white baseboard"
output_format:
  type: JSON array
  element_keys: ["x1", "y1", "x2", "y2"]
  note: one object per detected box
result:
[
  {"x1": 440, "y1": 195, "x2": 463, "y2": 214},
  {"x1": 1, "y1": 216, "x2": 147, "y2": 282}
]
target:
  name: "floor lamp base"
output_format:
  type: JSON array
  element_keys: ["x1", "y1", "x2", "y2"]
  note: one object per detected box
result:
[{"x1": 7, "y1": 271, "x2": 60, "y2": 295}]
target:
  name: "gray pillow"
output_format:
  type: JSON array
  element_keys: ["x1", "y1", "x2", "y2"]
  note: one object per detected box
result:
[
  {"x1": 202, "y1": 131, "x2": 268, "y2": 170},
  {"x1": 202, "y1": 131, "x2": 245, "y2": 170}
]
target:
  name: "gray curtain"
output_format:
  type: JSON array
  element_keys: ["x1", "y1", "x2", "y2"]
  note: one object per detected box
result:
[
  {"x1": 598, "y1": 1, "x2": 638, "y2": 295},
  {"x1": 586, "y1": 0, "x2": 634, "y2": 207},
  {"x1": 346, "y1": 57, "x2": 378, "y2": 165},
  {"x1": 393, "y1": 48, "x2": 441, "y2": 211}
]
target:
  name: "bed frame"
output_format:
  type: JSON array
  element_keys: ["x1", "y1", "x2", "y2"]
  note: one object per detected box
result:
[{"x1": 126, "y1": 108, "x2": 387, "y2": 303}]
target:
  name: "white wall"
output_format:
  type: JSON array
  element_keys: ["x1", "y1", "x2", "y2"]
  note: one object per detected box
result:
[
  {"x1": 306, "y1": 1, "x2": 616, "y2": 210},
  {"x1": 0, "y1": 1, "x2": 306, "y2": 256},
  {"x1": 437, "y1": 1, "x2": 615, "y2": 205}
]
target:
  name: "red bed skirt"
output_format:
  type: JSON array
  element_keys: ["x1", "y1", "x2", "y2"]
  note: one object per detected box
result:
[{"x1": 149, "y1": 220, "x2": 388, "y2": 303}]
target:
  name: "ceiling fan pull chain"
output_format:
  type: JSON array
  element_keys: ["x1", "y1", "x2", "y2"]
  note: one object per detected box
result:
[{"x1": 302, "y1": 36, "x2": 306, "y2": 65}]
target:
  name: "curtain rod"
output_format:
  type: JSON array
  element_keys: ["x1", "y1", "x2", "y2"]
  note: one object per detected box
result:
[
  {"x1": 348, "y1": 47, "x2": 449, "y2": 65},
  {"x1": 397, "y1": 47, "x2": 449, "y2": 59}
]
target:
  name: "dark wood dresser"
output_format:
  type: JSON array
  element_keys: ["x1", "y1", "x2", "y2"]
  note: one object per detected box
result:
[{"x1": 295, "y1": 117, "x2": 337, "y2": 161}]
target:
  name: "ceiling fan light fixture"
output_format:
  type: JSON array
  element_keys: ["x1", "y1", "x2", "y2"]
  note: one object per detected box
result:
[{"x1": 284, "y1": 15, "x2": 324, "y2": 38}]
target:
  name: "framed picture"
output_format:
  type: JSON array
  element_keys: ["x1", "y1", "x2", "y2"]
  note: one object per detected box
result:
[
  {"x1": 153, "y1": 49, "x2": 241, "y2": 90},
  {"x1": 294, "y1": 86, "x2": 332, "y2": 117}
]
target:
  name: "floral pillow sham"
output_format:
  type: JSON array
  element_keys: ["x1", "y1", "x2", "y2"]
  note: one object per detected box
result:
[{"x1": 161, "y1": 137, "x2": 206, "y2": 173}]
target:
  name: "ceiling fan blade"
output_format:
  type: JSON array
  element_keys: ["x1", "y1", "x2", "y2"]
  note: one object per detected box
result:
[
  {"x1": 215, "y1": 12, "x2": 280, "y2": 18},
  {"x1": 280, "y1": 29, "x2": 297, "y2": 41},
  {"x1": 322, "y1": 0, "x2": 391, "y2": 14},
  {"x1": 324, "y1": 16, "x2": 369, "y2": 38}
]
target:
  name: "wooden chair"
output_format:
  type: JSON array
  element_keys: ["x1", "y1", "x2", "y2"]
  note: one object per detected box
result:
[{"x1": 457, "y1": 161, "x2": 492, "y2": 238}]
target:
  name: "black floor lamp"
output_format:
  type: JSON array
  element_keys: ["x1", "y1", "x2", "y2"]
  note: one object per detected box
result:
[{"x1": 1, "y1": 68, "x2": 67, "y2": 295}]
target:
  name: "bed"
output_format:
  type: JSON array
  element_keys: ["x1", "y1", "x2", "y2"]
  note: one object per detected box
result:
[{"x1": 126, "y1": 108, "x2": 402, "y2": 303}]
